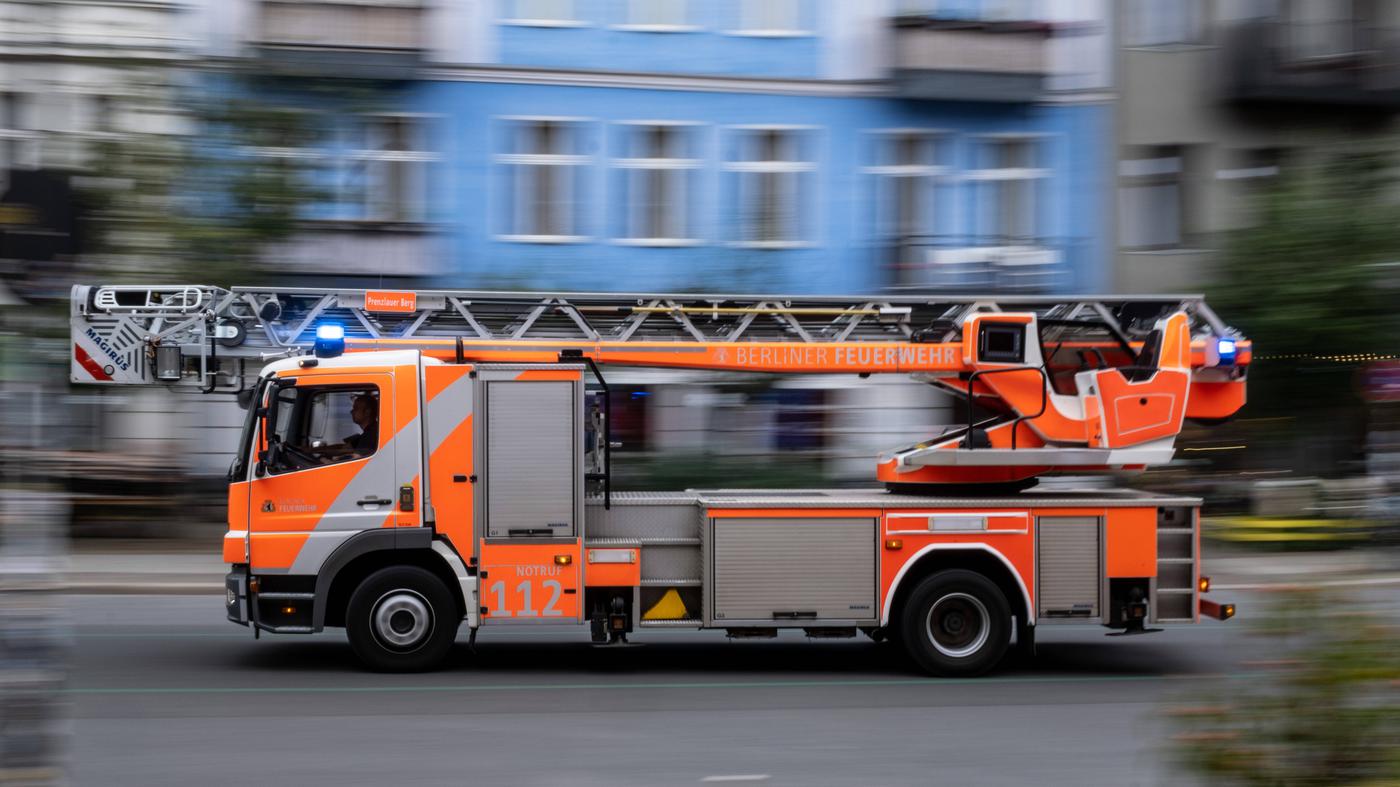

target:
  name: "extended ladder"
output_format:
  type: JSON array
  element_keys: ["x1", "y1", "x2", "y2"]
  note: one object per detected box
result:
[{"x1": 70, "y1": 284, "x2": 1235, "y2": 388}]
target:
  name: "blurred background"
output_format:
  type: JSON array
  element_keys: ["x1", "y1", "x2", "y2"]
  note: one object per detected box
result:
[{"x1": 3, "y1": 0, "x2": 1400, "y2": 783}]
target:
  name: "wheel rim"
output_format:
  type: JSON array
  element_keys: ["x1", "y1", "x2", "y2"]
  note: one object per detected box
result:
[
  {"x1": 925, "y1": 592, "x2": 990, "y2": 659},
  {"x1": 370, "y1": 590, "x2": 434, "y2": 652}
]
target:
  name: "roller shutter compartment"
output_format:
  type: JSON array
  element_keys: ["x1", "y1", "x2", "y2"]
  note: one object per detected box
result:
[
  {"x1": 711, "y1": 518, "x2": 876, "y2": 623},
  {"x1": 1037, "y1": 516, "x2": 1101, "y2": 619}
]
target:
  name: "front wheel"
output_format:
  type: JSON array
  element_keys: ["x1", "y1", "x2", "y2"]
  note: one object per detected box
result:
[
  {"x1": 900, "y1": 570, "x2": 1011, "y2": 676},
  {"x1": 345, "y1": 566, "x2": 459, "y2": 672}
]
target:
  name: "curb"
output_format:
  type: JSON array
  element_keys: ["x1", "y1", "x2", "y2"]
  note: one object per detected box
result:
[{"x1": 59, "y1": 580, "x2": 222, "y2": 595}]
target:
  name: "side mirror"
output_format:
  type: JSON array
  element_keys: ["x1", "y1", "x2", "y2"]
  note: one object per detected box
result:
[{"x1": 236, "y1": 388, "x2": 257, "y2": 411}]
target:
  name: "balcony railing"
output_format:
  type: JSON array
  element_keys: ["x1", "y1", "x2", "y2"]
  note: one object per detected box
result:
[
  {"x1": 890, "y1": 15, "x2": 1053, "y2": 102},
  {"x1": 1226, "y1": 17, "x2": 1400, "y2": 109},
  {"x1": 251, "y1": 0, "x2": 426, "y2": 76},
  {"x1": 885, "y1": 235, "x2": 1070, "y2": 294}
]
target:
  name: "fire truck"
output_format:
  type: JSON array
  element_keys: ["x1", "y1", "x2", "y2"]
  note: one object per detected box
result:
[{"x1": 69, "y1": 285, "x2": 1245, "y2": 675}]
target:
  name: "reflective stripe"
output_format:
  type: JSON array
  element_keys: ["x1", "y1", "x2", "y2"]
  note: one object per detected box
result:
[
  {"x1": 288, "y1": 530, "x2": 360, "y2": 575},
  {"x1": 426, "y1": 369, "x2": 475, "y2": 455}
]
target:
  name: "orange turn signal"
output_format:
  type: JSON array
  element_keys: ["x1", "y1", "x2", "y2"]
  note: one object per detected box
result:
[
  {"x1": 1222, "y1": 604, "x2": 1235, "y2": 620},
  {"x1": 884, "y1": 538, "x2": 903, "y2": 550},
  {"x1": 281, "y1": 606, "x2": 297, "y2": 615},
  {"x1": 1198, "y1": 576, "x2": 1210, "y2": 593},
  {"x1": 554, "y1": 554, "x2": 572, "y2": 566}
]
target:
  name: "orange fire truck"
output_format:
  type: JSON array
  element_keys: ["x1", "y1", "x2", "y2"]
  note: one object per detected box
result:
[{"x1": 70, "y1": 285, "x2": 1245, "y2": 674}]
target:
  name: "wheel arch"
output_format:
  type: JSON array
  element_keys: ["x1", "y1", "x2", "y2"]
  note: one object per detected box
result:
[
  {"x1": 881, "y1": 544, "x2": 1032, "y2": 628},
  {"x1": 312, "y1": 528, "x2": 465, "y2": 630}
]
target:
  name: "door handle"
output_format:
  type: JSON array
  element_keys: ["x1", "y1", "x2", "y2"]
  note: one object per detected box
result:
[{"x1": 357, "y1": 496, "x2": 393, "y2": 507}]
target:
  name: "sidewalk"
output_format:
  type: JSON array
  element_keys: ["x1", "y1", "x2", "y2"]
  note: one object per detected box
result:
[
  {"x1": 53, "y1": 544, "x2": 1400, "y2": 595},
  {"x1": 64, "y1": 547, "x2": 226, "y2": 594}
]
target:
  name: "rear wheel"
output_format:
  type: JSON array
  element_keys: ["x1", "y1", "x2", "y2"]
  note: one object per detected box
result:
[
  {"x1": 346, "y1": 566, "x2": 459, "y2": 672},
  {"x1": 900, "y1": 570, "x2": 1011, "y2": 676}
]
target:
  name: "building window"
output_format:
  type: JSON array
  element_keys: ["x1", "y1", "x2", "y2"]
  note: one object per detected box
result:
[
  {"x1": 866, "y1": 131, "x2": 951, "y2": 261},
  {"x1": 737, "y1": 0, "x2": 804, "y2": 34},
  {"x1": 243, "y1": 110, "x2": 330, "y2": 222},
  {"x1": 614, "y1": 123, "x2": 700, "y2": 244},
  {"x1": 897, "y1": 0, "x2": 1038, "y2": 21},
  {"x1": 725, "y1": 127, "x2": 816, "y2": 247},
  {"x1": 1287, "y1": 0, "x2": 1360, "y2": 59},
  {"x1": 496, "y1": 118, "x2": 591, "y2": 242},
  {"x1": 1124, "y1": 0, "x2": 1200, "y2": 46},
  {"x1": 506, "y1": 0, "x2": 576, "y2": 24},
  {"x1": 968, "y1": 136, "x2": 1047, "y2": 244},
  {"x1": 1119, "y1": 148, "x2": 1185, "y2": 249},
  {"x1": 346, "y1": 115, "x2": 436, "y2": 223},
  {"x1": 1216, "y1": 148, "x2": 1283, "y2": 182},
  {"x1": 627, "y1": 0, "x2": 687, "y2": 27},
  {"x1": 0, "y1": 92, "x2": 39, "y2": 178}
]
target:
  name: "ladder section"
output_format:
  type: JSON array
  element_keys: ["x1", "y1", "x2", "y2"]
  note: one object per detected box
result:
[{"x1": 70, "y1": 284, "x2": 1228, "y2": 387}]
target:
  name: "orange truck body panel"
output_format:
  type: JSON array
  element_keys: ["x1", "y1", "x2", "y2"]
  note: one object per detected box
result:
[
  {"x1": 479, "y1": 542, "x2": 583, "y2": 622},
  {"x1": 424, "y1": 364, "x2": 476, "y2": 556},
  {"x1": 1106, "y1": 508, "x2": 1157, "y2": 578}
]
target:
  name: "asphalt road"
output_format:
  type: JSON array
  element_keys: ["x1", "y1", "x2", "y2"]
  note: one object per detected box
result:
[{"x1": 59, "y1": 594, "x2": 1269, "y2": 787}]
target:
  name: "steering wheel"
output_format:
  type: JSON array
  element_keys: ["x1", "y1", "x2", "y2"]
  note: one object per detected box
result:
[{"x1": 280, "y1": 442, "x2": 322, "y2": 468}]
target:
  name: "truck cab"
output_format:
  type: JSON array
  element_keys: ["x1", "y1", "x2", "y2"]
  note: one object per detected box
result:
[{"x1": 224, "y1": 349, "x2": 604, "y2": 671}]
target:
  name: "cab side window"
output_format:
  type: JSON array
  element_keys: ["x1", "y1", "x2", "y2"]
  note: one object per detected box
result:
[{"x1": 267, "y1": 386, "x2": 379, "y2": 473}]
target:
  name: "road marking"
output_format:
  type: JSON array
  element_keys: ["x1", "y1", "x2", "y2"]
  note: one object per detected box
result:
[
  {"x1": 701, "y1": 776, "x2": 771, "y2": 783},
  {"x1": 63, "y1": 672, "x2": 1236, "y2": 696}
]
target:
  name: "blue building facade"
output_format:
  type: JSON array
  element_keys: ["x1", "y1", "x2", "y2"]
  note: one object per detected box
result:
[{"x1": 221, "y1": 0, "x2": 1114, "y2": 295}]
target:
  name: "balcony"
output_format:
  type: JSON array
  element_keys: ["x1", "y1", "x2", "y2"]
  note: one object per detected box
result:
[
  {"x1": 250, "y1": 0, "x2": 426, "y2": 77},
  {"x1": 890, "y1": 15, "x2": 1052, "y2": 102},
  {"x1": 1226, "y1": 17, "x2": 1400, "y2": 109}
]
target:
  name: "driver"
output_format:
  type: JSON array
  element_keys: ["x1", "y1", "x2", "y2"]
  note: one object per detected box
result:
[{"x1": 344, "y1": 393, "x2": 379, "y2": 454}]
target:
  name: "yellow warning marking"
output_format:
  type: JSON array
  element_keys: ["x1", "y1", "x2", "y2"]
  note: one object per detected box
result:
[{"x1": 642, "y1": 588, "x2": 689, "y2": 620}]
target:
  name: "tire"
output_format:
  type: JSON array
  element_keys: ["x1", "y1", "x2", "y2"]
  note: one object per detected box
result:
[
  {"x1": 345, "y1": 566, "x2": 459, "y2": 672},
  {"x1": 900, "y1": 570, "x2": 1011, "y2": 677}
]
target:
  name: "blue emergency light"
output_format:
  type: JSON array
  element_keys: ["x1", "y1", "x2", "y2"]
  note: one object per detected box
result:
[
  {"x1": 314, "y1": 323, "x2": 346, "y2": 358},
  {"x1": 1216, "y1": 338, "x2": 1237, "y2": 365}
]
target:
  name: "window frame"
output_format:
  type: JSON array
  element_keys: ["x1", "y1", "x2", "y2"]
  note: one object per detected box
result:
[
  {"x1": 264, "y1": 383, "x2": 382, "y2": 476},
  {"x1": 1119, "y1": 147, "x2": 1186, "y2": 251},
  {"x1": 612, "y1": 120, "x2": 704, "y2": 246},
  {"x1": 0, "y1": 91, "x2": 40, "y2": 178},
  {"x1": 344, "y1": 113, "x2": 440, "y2": 224},
  {"x1": 723, "y1": 124, "x2": 819, "y2": 249},
  {"x1": 500, "y1": 0, "x2": 587, "y2": 27},
  {"x1": 1123, "y1": 0, "x2": 1202, "y2": 48},
  {"x1": 614, "y1": 0, "x2": 699, "y2": 31},
  {"x1": 965, "y1": 133, "x2": 1050, "y2": 246},
  {"x1": 864, "y1": 128, "x2": 954, "y2": 247},
  {"x1": 729, "y1": 0, "x2": 811, "y2": 37},
  {"x1": 493, "y1": 116, "x2": 595, "y2": 244}
]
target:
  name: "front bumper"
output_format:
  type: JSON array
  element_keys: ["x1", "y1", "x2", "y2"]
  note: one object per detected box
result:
[{"x1": 225, "y1": 566, "x2": 249, "y2": 626}]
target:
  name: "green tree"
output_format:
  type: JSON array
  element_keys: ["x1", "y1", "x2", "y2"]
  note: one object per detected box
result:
[
  {"x1": 1211, "y1": 155, "x2": 1400, "y2": 418},
  {"x1": 79, "y1": 75, "x2": 330, "y2": 288}
]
